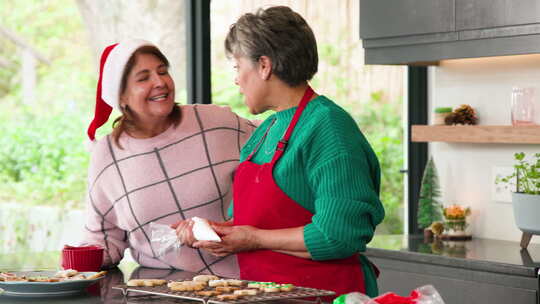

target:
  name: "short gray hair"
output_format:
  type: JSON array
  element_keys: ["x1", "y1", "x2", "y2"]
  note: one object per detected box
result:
[{"x1": 225, "y1": 6, "x2": 318, "y2": 87}]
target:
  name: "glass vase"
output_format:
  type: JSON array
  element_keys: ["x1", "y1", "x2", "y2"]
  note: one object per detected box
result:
[
  {"x1": 444, "y1": 219, "x2": 467, "y2": 236},
  {"x1": 511, "y1": 87, "x2": 536, "y2": 126}
]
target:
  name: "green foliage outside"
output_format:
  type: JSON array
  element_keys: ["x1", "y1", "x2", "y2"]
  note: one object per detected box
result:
[
  {"x1": 0, "y1": 1, "x2": 404, "y2": 234},
  {"x1": 417, "y1": 157, "x2": 443, "y2": 229},
  {"x1": 0, "y1": 0, "x2": 95, "y2": 208},
  {"x1": 355, "y1": 93, "x2": 404, "y2": 234}
]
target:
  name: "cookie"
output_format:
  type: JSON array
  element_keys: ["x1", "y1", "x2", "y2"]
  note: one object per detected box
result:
[
  {"x1": 4, "y1": 277, "x2": 28, "y2": 282},
  {"x1": 196, "y1": 290, "x2": 222, "y2": 297},
  {"x1": 55, "y1": 269, "x2": 78, "y2": 278},
  {"x1": 127, "y1": 279, "x2": 146, "y2": 287},
  {"x1": 215, "y1": 286, "x2": 241, "y2": 293},
  {"x1": 226, "y1": 279, "x2": 245, "y2": 287},
  {"x1": 1, "y1": 273, "x2": 27, "y2": 282},
  {"x1": 193, "y1": 274, "x2": 219, "y2": 283},
  {"x1": 62, "y1": 274, "x2": 87, "y2": 281},
  {"x1": 216, "y1": 294, "x2": 241, "y2": 301},
  {"x1": 279, "y1": 284, "x2": 295, "y2": 292},
  {"x1": 234, "y1": 289, "x2": 258, "y2": 296},
  {"x1": 262, "y1": 285, "x2": 281, "y2": 293},
  {"x1": 27, "y1": 277, "x2": 51, "y2": 282},
  {"x1": 208, "y1": 279, "x2": 229, "y2": 287},
  {"x1": 167, "y1": 281, "x2": 183, "y2": 288},
  {"x1": 247, "y1": 282, "x2": 261, "y2": 289},
  {"x1": 87, "y1": 271, "x2": 107, "y2": 280},
  {"x1": 168, "y1": 281, "x2": 205, "y2": 291}
]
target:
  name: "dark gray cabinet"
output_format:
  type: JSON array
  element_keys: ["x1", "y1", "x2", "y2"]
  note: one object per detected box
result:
[
  {"x1": 456, "y1": 0, "x2": 540, "y2": 30},
  {"x1": 366, "y1": 236, "x2": 540, "y2": 304},
  {"x1": 360, "y1": 0, "x2": 540, "y2": 64},
  {"x1": 370, "y1": 257, "x2": 538, "y2": 304},
  {"x1": 360, "y1": 0, "x2": 455, "y2": 38}
]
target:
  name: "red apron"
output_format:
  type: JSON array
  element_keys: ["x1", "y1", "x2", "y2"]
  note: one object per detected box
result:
[{"x1": 233, "y1": 87, "x2": 365, "y2": 297}]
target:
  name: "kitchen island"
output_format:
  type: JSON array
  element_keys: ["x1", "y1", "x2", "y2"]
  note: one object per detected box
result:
[{"x1": 366, "y1": 235, "x2": 540, "y2": 304}]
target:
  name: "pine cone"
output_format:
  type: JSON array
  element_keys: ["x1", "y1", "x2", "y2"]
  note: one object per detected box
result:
[
  {"x1": 444, "y1": 113, "x2": 456, "y2": 125},
  {"x1": 430, "y1": 221, "x2": 445, "y2": 236},
  {"x1": 445, "y1": 104, "x2": 478, "y2": 125}
]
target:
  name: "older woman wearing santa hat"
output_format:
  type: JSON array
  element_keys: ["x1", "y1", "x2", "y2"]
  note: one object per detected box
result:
[{"x1": 82, "y1": 39, "x2": 256, "y2": 277}]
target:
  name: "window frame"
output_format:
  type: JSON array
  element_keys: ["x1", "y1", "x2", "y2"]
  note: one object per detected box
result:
[
  {"x1": 407, "y1": 66, "x2": 428, "y2": 235},
  {"x1": 186, "y1": 0, "x2": 212, "y2": 104}
]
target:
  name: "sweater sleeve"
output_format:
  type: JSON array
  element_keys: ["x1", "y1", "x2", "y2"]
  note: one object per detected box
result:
[
  {"x1": 82, "y1": 195, "x2": 128, "y2": 268},
  {"x1": 303, "y1": 152, "x2": 385, "y2": 261},
  {"x1": 81, "y1": 142, "x2": 129, "y2": 268}
]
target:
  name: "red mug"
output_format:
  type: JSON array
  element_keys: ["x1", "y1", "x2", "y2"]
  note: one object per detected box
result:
[{"x1": 61, "y1": 245, "x2": 104, "y2": 272}]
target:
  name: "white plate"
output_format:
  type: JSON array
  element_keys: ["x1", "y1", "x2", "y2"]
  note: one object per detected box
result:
[{"x1": 0, "y1": 271, "x2": 104, "y2": 298}]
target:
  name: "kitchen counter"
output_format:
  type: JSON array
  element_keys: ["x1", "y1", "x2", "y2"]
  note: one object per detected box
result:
[
  {"x1": 3, "y1": 235, "x2": 538, "y2": 303},
  {"x1": 366, "y1": 235, "x2": 540, "y2": 304},
  {"x1": 367, "y1": 234, "x2": 540, "y2": 277},
  {"x1": 0, "y1": 254, "x2": 324, "y2": 304},
  {"x1": 0, "y1": 266, "x2": 189, "y2": 304}
]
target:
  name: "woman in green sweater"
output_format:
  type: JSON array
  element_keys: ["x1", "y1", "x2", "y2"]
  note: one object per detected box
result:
[{"x1": 192, "y1": 6, "x2": 385, "y2": 298}]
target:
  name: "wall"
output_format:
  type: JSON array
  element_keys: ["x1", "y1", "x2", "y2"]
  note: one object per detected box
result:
[{"x1": 429, "y1": 54, "x2": 540, "y2": 242}]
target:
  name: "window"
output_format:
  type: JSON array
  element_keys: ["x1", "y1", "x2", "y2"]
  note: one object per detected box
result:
[
  {"x1": 210, "y1": 0, "x2": 406, "y2": 234},
  {"x1": 0, "y1": 0, "x2": 188, "y2": 268}
]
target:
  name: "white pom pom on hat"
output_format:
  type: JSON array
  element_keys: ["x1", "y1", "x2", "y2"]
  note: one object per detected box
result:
[{"x1": 87, "y1": 39, "x2": 156, "y2": 141}]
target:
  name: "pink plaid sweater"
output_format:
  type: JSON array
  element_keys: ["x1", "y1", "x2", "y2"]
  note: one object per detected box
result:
[{"x1": 83, "y1": 105, "x2": 256, "y2": 277}]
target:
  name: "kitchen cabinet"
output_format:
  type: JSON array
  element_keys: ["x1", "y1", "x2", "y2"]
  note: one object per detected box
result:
[
  {"x1": 360, "y1": 0, "x2": 455, "y2": 39},
  {"x1": 367, "y1": 235, "x2": 540, "y2": 304},
  {"x1": 372, "y1": 258, "x2": 537, "y2": 304},
  {"x1": 360, "y1": 0, "x2": 540, "y2": 64},
  {"x1": 411, "y1": 125, "x2": 540, "y2": 144},
  {"x1": 456, "y1": 0, "x2": 540, "y2": 30}
]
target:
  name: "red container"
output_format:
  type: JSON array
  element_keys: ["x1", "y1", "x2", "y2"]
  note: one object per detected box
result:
[{"x1": 61, "y1": 245, "x2": 104, "y2": 272}]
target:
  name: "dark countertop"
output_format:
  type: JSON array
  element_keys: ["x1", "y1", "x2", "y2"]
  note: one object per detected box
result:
[
  {"x1": 0, "y1": 254, "x2": 324, "y2": 303},
  {"x1": 0, "y1": 266, "x2": 184, "y2": 304},
  {"x1": 366, "y1": 235, "x2": 540, "y2": 278},
  {"x1": 3, "y1": 235, "x2": 539, "y2": 302}
]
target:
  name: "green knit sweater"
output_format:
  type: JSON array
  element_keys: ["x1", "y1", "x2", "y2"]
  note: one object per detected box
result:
[{"x1": 229, "y1": 96, "x2": 385, "y2": 297}]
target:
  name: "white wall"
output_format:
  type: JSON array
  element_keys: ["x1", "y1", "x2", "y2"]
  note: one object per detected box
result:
[{"x1": 429, "y1": 54, "x2": 540, "y2": 243}]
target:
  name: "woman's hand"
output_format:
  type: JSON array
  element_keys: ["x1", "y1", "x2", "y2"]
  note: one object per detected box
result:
[
  {"x1": 170, "y1": 220, "x2": 196, "y2": 248},
  {"x1": 194, "y1": 224, "x2": 260, "y2": 257},
  {"x1": 171, "y1": 218, "x2": 233, "y2": 248}
]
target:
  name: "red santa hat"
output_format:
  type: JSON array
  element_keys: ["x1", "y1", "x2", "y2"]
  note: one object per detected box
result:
[{"x1": 87, "y1": 39, "x2": 156, "y2": 141}]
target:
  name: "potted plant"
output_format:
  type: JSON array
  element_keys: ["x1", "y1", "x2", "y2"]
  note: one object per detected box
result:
[{"x1": 496, "y1": 152, "x2": 540, "y2": 248}]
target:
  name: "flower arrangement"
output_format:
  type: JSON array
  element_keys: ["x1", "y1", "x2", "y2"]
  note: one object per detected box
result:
[
  {"x1": 443, "y1": 205, "x2": 471, "y2": 220},
  {"x1": 442, "y1": 205, "x2": 471, "y2": 233}
]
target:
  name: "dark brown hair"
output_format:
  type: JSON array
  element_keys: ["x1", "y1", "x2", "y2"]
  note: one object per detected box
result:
[
  {"x1": 111, "y1": 45, "x2": 181, "y2": 148},
  {"x1": 225, "y1": 6, "x2": 318, "y2": 87}
]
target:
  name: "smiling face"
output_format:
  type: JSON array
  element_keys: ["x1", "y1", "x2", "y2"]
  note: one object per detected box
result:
[
  {"x1": 233, "y1": 55, "x2": 269, "y2": 114},
  {"x1": 120, "y1": 52, "x2": 175, "y2": 126}
]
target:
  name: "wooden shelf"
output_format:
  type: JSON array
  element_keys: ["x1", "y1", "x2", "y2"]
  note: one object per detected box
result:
[{"x1": 411, "y1": 125, "x2": 540, "y2": 144}]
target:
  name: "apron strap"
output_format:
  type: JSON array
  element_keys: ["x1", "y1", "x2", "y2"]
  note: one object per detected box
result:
[
  {"x1": 246, "y1": 118, "x2": 276, "y2": 161},
  {"x1": 271, "y1": 86, "x2": 314, "y2": 164}
]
